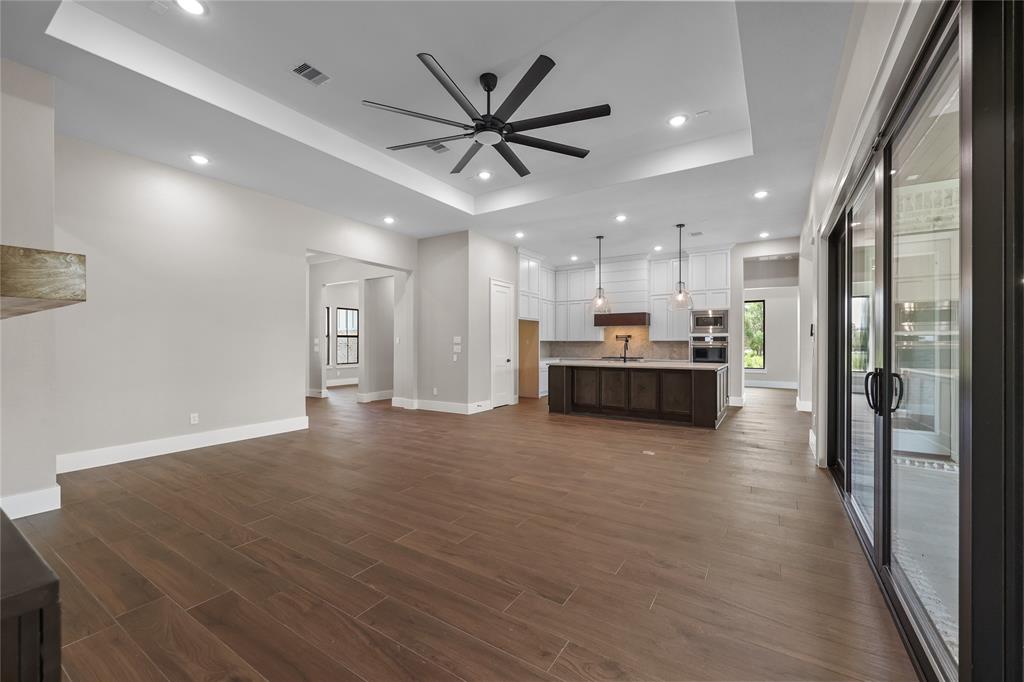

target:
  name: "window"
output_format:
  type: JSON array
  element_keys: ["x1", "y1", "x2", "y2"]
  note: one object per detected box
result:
[
  {"x1": 743, "y1": 300, "x2": 765, "y2": 369},
  {"x1": 324, "y1": 306, "x2": 330, "y2": 366},
  {"x1": 335, "y1": 307, "x2": 358, "y2": 365}
]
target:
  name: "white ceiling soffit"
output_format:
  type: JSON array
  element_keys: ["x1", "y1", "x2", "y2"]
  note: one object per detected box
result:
[
  {"x1": 45, "y1": 0, "x2": 475, "y2": 214},
  {"x1": 44, "y1": 1, "x2": 752, "y2": 216}
]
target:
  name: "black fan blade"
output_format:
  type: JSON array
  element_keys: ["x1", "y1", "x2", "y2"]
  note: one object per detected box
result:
[
  {"x1": 451, "y1": 142, "x2": 483, "y2": 174},
  {"x1": 492, "y1": 55, "x2": 555, "y2": 123},
  {"x1": 505, "y1": 133, "x2": 589, "y2": 158},
  {"x1": 417, "y1": 53, "x2": 482, "y2": 121},
  {"x1": 362, "y1": 101, "x2": 472, "y2": 130},
  {"x1": 387, "y1": 133, "x2": 473, "y2": 151},
  {"x1": 508, "y1": 104, "x2": 611, "y2": 133},
  {"x1": 494, "y1": 141, "x2": 529, "y2": 177}
]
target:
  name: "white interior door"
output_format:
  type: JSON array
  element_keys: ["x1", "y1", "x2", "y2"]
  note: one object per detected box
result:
[{"x1": 490, "y1": 280, "x2": 514, "y2": 408}]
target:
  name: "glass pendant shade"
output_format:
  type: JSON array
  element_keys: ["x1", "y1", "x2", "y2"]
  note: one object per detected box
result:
[
  {"x1": 592, "y1": 235, "x2": 611, "y2": 313},
  {"x1": 668, "y1": 282, "x2": 692, "y2": 311},
  {"x1": 667, "y1": 223, "x2": 692, "y2": 311}
]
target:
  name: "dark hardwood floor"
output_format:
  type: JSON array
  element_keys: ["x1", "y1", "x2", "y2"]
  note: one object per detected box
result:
[{"x1": 17, "y1": 387, "x2": 917, "y2": 681}]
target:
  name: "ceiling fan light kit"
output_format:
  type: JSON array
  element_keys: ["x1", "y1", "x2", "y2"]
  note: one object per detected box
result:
[{"x1": 363, "y1": 53, "x2": 611, "y2": 177}]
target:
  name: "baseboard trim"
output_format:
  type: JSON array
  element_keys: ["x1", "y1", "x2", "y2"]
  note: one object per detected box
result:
[
  {"x1": 327, "y1": 378, "x2": 358, "y2": 387},
  {"x1": 56, "y1": 416, "x2": 310, "y2": 474},
  {"x1": 390, "y1": 398, "x2": 492, "y2": 414},
  {"x1": 357, "y1": 389, "x2": 393, "y2": 403},
  {"x1": 728, "y1": 395, "x2": 745, "y2": 407},
  {"x1": 796, "y1": 398, "x2": 812, "y2": 412},
  {"x1": 1, "y1": 485, "x2": 62, "y2": 519},
  {"x1": 745, "y1": 379, "x2": 799, "y2": 389},
  {"x1": 306, "y1": 389, "x2": 327, "y2": 398}
]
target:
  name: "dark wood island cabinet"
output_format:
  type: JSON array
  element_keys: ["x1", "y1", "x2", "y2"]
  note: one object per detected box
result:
[{"x1": 548, "y1": 360, "x2": 729, "y2": 428}]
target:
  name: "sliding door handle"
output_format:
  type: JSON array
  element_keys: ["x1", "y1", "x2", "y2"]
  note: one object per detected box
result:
[
  {"x1": 890, "y1": 372, "x2": 905, "y2": 412},
  {"x1": 863, "y1": 371, "x2": 877, "y2": 413}
]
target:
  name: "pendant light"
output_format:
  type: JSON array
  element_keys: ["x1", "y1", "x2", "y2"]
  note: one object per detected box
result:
[
  {"x1": 667, "y1": 223, "x2": 693, "y2": 311},
  {"x1": 591, "y1": 235, "x2": 611, "y2": 313}
]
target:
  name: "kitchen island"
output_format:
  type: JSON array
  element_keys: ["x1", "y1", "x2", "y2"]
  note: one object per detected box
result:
[{"x1": 547, "y1": 359, "x2": 729, "y2": 428}]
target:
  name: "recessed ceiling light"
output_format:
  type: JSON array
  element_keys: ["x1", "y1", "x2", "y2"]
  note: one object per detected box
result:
[
  {"x1": 653, "y1": 245, "x2": 663, "y2": 252},
  {"x1": 753, "y1": 190, "x2": 769, "y2": 199},
  {"x1": 175, "y1": 0, "x2": 206, "y2": 15},
  {"x1": 570, "y1": 255, "x2": 579, "y2": 262},
  {"x1": 759, "y1": 231, "x2": 770, "y2": 238},
  {"x1": 668, "y1": 114, "x2": 688, "y2": 128},
  {"x1": 907, "y1": 174, "x2": 920, "y2": 181},
  {"x1": 189, "y1": 154, "x2": 209, "y2": 165},
  {"x1": 383, "y1": 216, "x2": 395, "y2": 225},
  {"x1": 615, "y1": 214, "x2": 627, "y2": 223},
  {"x1": 477, "y1": 170, "x2": 492, "y2": 180},
  {"x1": 514, "y1": 231, "x2": 524, "y2": 239}
]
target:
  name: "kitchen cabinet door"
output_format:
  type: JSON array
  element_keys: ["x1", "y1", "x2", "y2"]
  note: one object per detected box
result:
[
  {"x1": 582, "y1": 301, "x2": 602, "y2": 340},
  {"x1": 649, "y1": 295, "x2": 669, "y2": 340},
  {"x1": 519, "y1": 291, "x2": 530, "y2": 319},
  {"x1": 539, "y1": 268, "x2": 554, "y2": 300},
  {"x1": 689, "y1": 254, "x2": 708, "y2": 291},
  {"x1": 690, "y1": 291, "x2": 708, "y2": 310},
  {"x1": 706, "y1": 289, "x2": 730, "y2": 309},
  {"x1": 539, "y1": 367, "x2": 549, "y2": 396},
  {"x1": 528, "y1": 294, "x2": 540, "y2": 320},
  {"x1": 555, "y1": 302, "x2": 568, "y2": 340},
  {"x1": 568, "y1": 302, "x2": 585, "y2": 339},
  {"x1": 706, "y1": 251, "x2": 730, "y2": 290},
  {"x1": 555, "y1": 271, "x2": 569, "y2": 301},
  {"x1": 539, "y1": 300, "x2": 554, "y2": 339},
  {"x1": 528, "y1": 259, "x2": 540, "y2": 294},
  {"x1": 650, "y1": 261, "x2": 670, "y2": 295},
  {"x1": 519, "y1": 256, "x2": 530, "y2": 292},
  {"x1": 667, "y1": 306, "x2": 690, "y2": 339},
  {"x1": 568, "y1": 270, "x2": 585, "y2": 300}
]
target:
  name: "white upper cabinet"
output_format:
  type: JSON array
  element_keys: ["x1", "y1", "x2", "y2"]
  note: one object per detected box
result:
[
  {"x1": 555, "y1": 270, "x2": 568, "y2": 301},
  {"x1": 539, "y1": 267, "x2": 554, "y2": 300},
  {"x1": 519, "y1": 256, "x2": 531, "y2": 292},
  {"x1": 706, "y1": 251, "x2": 730, "y2": 290},
  {"x1": 649, "y1": 294, "x2": 690, "y2": 341},
  {"x1": 528, "y1": 259, "x2": 540, "y2": 294},
  {"x1": 688, "y1": 250, "x2": 730, "y2": 294},
  {"x1": 554, "y1": 302, "x2": 568, "y2": 340},
  {"x1": 567, "y1": 270, "x2": 586, "y2": 300},
  {"x1": 518, "y1": 253, "x2": 547, "y2": 297},
  {"x1": 650, "y1": 258, "x2": 685, "y2": 295}
]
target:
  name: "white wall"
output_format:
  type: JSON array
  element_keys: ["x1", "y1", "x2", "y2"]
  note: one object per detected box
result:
[
  {"x1": 0, "y1": 60, "x2": 59, "y2": 515},
  {"x1": 417, "y1": 232, "x2": 469, "y2": 405},
  {"x1": 743, "y1": 287, "x2": 799, "y2": 388},
  {"x1": 360, "y1": 276, "x2": 394, "y2": 400},
  {"x1": 43, "y1": 136, "x2": 417, "y2": 479},
  {"x1": 468, "y1": 232, "x2": 518, "y2": 405},
  {"x1": 797, "y1": 255, "x2": 814, "y2": 411}
]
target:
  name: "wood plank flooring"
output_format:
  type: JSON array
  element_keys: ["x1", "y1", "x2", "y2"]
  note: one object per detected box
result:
[{"x1": 17, "y1": 387, "x2": 917, "y2": 681}]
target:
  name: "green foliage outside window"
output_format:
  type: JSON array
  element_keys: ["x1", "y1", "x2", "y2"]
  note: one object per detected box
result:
[{"x1": 744, "y1": 300, "x2": 765, "y2": 369}]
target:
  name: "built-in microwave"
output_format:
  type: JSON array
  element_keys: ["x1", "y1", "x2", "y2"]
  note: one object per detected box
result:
[
  {"x1": 690, "y1": 309, "x2": 729, "y2": 335},
  {"x1": 691, "y1": 336, "x2": 729, "y2": 364}
]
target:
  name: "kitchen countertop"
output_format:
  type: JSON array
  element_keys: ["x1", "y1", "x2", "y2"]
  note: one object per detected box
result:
[{"x1": 546, "y1": 358, "x2": 727, "y2": 371}]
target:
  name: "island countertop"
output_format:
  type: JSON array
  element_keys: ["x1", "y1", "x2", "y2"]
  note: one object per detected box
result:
[{"x1": 546, "y1": 358, "x2": 727, "y2": 371}]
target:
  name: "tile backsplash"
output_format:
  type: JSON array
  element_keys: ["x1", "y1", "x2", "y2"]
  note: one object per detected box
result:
[{"x1": 540, "y1": 326, "x2": 689, "y2": 360}]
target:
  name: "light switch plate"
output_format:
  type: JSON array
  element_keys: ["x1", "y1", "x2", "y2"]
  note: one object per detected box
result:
[
  {"x1": 453, "y1": 345, "x2": 462, "y2": 353},
  {"x1": 453, "y1": 336, "x2": 462, "y2": 344},
  {"x1": 452, "y1": 354, "x2": 458, "y2": 362}
]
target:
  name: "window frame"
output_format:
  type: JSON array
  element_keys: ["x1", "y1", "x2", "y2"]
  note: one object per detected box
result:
[
  {"x1": 324, "y1": 306, "x2": 330, "y2": 366},
  {"x1": 335, "y1": 307, "x2": 359, "y2": 366},
  {"x1": 743, "y1": 299, "x2": 766, "y2": 371}
]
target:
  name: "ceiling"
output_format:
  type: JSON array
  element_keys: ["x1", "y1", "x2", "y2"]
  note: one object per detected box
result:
[{"x1": 1, "y1": 1, "x2": 854, "y2": 265}]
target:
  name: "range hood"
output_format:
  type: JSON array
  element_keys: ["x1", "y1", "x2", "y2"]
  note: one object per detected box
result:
[{"x1": 593, "y1": 312, "x2": 651, "y2": 326}]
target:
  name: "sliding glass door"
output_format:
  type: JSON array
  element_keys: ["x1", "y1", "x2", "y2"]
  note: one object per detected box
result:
[
  {"x1": 831, "y1": 26, "x2": 961, "y2": 682},
  {"x1": 888, "y1": 40, "x2": 961, "y2": 678}
]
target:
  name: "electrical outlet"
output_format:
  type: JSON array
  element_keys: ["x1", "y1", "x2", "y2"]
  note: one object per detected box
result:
[
  {"x1": 453, "y1": 354, "x2": 458, "y2": 362},
  {"x1": 432, "y1": 387, "x2": 438, "y2": 396},
  {"x1": 189, "y1": 412, "x2": 200, "y2": 425}
]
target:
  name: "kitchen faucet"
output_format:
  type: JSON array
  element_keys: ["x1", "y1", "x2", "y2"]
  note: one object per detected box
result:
[{"x1": 616, "y1": 334, "x2": 632, "y2": 362}]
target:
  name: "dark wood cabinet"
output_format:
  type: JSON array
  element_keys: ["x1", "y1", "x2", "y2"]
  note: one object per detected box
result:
[
  {"x1": 1, "y1": 511, "x2": 60, "y2": 682},
  {"x1": 550, "y1": 364, "x2": 728, "y2": 428}
]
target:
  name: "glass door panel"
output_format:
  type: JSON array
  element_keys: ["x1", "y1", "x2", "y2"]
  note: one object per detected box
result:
[
  {"x1": 889, "y1": 42, "x2": 960, "y2": 672},
  {"x1": 849, "y1": 180, "x2": 878, "y2": 538}
]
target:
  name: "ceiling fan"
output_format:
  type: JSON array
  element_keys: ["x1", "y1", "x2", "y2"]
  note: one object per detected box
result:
[{"x1": 362, "y1": 53, "x2": 611, "y2": 177}]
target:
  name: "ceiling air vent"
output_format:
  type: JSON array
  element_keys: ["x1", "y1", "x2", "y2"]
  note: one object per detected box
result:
[
  {"x1": 425, "y1": 142, "x2": 450, "y2": 154},
  {"x1": 690, "y1": 231, "x2": 704, "y2": 237},
  {"x1": 292, "y1": 62, "x2": 330, "y2": 86}
]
